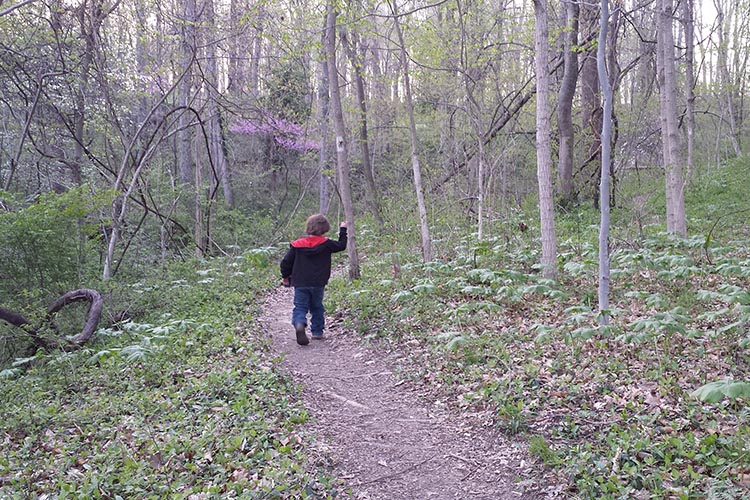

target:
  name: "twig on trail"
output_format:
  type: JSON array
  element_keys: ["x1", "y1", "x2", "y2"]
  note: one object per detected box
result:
[
  {"x1": 344, "y1": 370, "x2": 392, "y2": 380},
  {"x1": 353, "y1": 452, "x2": 441, "y2": 486},
  {"x1": 318, "y1": 370, "x2": 391, "y2": 381},
  {"x1": 323, "y1": 390, "x2": 370, "y2": 410},
  {"x1": 446, "y1": 453, "x2": 475, "y2": 466},
  {"x1": 393, "y1": 418, "x2": 438, "y2": 424}
]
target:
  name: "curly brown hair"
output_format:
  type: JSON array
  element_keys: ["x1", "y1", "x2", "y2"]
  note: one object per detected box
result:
[{"x1": 305, "y1": 213, "x2": 331, "y2": 235}]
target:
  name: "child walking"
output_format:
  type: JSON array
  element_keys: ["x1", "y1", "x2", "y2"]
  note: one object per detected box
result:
[{"x1": 280, "y1": 214, "x2": 348, "y2": 345}]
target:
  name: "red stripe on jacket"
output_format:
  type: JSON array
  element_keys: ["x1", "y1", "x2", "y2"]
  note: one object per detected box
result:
[{"x1": 291, "y1": 235, "x2": 328, "y2": 248}]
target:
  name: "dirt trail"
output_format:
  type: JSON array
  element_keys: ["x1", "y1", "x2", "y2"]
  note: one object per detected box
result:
[{"x1": 260, "y1": 288, "x2": 561, "y2": 499}]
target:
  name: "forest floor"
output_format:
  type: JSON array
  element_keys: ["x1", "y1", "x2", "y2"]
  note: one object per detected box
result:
[{"x1": 260, "y1": 287, "x2": 565, "y2": 499}]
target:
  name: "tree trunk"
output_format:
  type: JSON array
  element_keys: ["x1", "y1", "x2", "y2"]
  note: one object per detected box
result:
[
  {"x1": 177, "y1": 0, "x2": 196, "y2": 185},
  {"x1": 205, "y1": 0, "x2": 234, "y2": 209},
  {"x1": 391, "y1": 0, "x2": 432, "y2": 263},
  {"x1": 249, "y1": 6, "x2": 265, "y2": 97},
  {"x1": 325, "y1": 2, "x2": 360, "y2": 279},
  {"x1": 657, "y1": 0, "x2": 687, "y2": 237},
  {"x1": 476, "y1": 142, "x2": 485, "y2": 241},
  {"x1": 72, "y1": 1, "x2": 108, "y2": 187},
  {"x1": 317, "y1": 21, "x2": 331, "y2": 215},
  {"x1": 194, "y1": 134, "x2": 205, "y2": 258},
  {"x1": 228, "y1": 0, "x2": 247, "y2": 93},
  {"x1": 579, "y1": 1, "x2": 601, "y2": 205},
  {"x1": 534, "y1": 0, "x2": 557, "y2": 279},
  {"x1": 557, "y1": 0, "x2": 579, "y2": 204},
  {"x1": 597, "y1": 0, "x2": 613, "y2": 325},
  {"x1": 682, "y1": 0, "x2": 695, "y2": 174},
  {"x1": 341, "y1": 30, "x2": 383, "y2": 225}
]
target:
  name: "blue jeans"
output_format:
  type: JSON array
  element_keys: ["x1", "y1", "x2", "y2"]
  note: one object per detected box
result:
[{"x1": 292, "y1": 286, "x2": 325, "y2": 335}]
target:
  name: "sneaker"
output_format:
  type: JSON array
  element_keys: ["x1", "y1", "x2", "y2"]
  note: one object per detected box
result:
[
  {"x1": 294, "y1": 323, "x2": 309, "y2": 346},
  {"x1": 311, "y1": 332, "x2": 324, "y2": 340}
]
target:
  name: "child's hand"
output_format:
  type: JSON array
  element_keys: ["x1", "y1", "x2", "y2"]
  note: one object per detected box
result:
[
  {"x1": 340, "y1": 221, "x2": 348, "y2": 228},
  {"x1": 282, "y1": 277, "x2": 291, "y2": 287}
]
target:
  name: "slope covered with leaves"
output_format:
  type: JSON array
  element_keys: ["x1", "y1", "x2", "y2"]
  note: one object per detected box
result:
[{"x1": 0, "y1": 250, "x2": 337, "y2": 499}]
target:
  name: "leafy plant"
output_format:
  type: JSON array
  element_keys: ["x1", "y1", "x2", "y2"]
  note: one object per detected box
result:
[{"x1": 692, "y1": 379, "x2": 750, "y2": 403}]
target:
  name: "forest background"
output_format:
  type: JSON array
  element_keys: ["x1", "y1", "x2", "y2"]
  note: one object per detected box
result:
[{"x1": 2, "y1": 0, "x2": 750, "y2": 498}]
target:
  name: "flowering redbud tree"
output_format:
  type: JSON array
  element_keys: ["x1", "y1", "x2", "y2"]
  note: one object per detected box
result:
[{"x1": 231, "y1": 115, "x2": 319, "y2": 152}]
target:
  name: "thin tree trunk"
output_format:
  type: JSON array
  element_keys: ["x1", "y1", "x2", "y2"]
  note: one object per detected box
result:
[
  {"x1": 341, "y1": 30, "x2": 383, "y2": 225},
  {"x1": 317, "y1": 22, "x2": 331, "y2": 215},
  {"x1": 390, "y1": 0, "x2": 432, "y2": 263},
  {"x1": 534, "y1": 0, "x2": 557, "y2": 279},
  {"x1": 557, "y1": 0, "x2": 579, "y2": 204},
  {"x1": 72, "y1": 1, "x2": 107, "y2": 187},
  {"x1": 597, "y1": 0, "x2": 613, "y2": 325},
  {"x1": 658, "y1": 0, "x2": 687, "y2": 237},
  {"x1": 228, "y1": 0, "x2": 247, "y2": 93},
  {"x1": 456, "y1": 0, "x2": 486, "y2": 241},
  {"x1": 683, "y1": 0, "x2": 695, "y2": 174},
  {"x1": 194, "y1": 134, "x2": 205, "y2": 257},
  {"x1": 579, "y1": 1, "x2": 601, "y2": 205},
  {"x1": 325, "y1": 2, "x2": 360, "y2": 279},
  {"x1": 249, "y1": 6, "x2": 265, "y2": 97},
  {"x1": 177, "y1": 0, "x2": 196, "y2": 185},
  {"x1": 205, "y1": 0, "x2": 234, "y2": 209},
  {"x1": 477, "y1": 143, "x2": 485, "y2": 241},
  {"x1": 4, "y1": 72, "x2": 57, "y2": 191}
]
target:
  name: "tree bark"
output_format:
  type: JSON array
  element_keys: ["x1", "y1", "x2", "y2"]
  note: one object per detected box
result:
[
  {"x1": 657, "y1": 0, "x2": 687, "y2": 237},
  {"x1": 325, "y1": 2, "x2": 360, "y2": 279},
  {"x1": 682, "y1": 0, "x2": 695, "y2": 174},
  {"x1": 597, "y1": 0, "x2": 613, "y2": 325},
  {"x1": 534, "y1": 0, "x2": 557, "y2": 279},
  {"x1": 579, "y1": 2, "x2": 602, "y2": 205},
  {"x1": 317, "y1": 20, "x2": 331, "y2": 215},
  {"x1": 557, "y1": 0, "x2": 580, "y2": 204}
]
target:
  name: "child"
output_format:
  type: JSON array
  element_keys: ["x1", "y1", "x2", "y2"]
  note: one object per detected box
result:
[{"x1": 280, "y1": 214, "x2": 348, "y2": 345}]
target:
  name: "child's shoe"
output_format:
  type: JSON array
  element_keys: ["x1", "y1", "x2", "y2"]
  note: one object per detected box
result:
[
  {"x1": 295, "y1": 323, "x2": 309, "y2": 345},
  {"x1": 311, "y1": 331, "x2": 324, "y2": 340}
]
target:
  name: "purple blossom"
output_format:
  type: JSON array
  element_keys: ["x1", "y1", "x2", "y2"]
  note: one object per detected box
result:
[{"x1": 231, "y1": 115, "x2": 320, "y2": 152}]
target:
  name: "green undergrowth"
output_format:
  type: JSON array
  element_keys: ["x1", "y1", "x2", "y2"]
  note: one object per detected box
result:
[
  {"x1": 328, "y1": 229, "x2": 750, "y2": 499},
  {"x1": 0, "y1": 249, "x2": 338, "y2": 499}
]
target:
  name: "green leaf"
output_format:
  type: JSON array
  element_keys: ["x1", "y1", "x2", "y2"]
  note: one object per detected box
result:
[
  {"x1": 411, "y1": 283, "x2": 437, "y2": 294},
  {"x1": 692, "y1": 379, "x2": 750, "y2": 402},
  {"x1": 691, "y1": 381, "x2": 728, "y2": 403},
  {"x1": 722, "y1": 382, "x2": 750, "y2": 399},
  {"x1": 570, "y1": 326, "x2": 598, "y2": 340},
  {"x1": 390, "y1": 290, "x2": 414, "y2": 302}
]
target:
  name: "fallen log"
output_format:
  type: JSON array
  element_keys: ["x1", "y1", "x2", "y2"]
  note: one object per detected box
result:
[{"x1": 0, "y1": 288, "x2": 103, "y2": 350}]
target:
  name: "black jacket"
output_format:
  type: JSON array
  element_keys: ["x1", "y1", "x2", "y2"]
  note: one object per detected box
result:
[{"x1": 280, "y1": 227, "x2": 347, "y2": 287}]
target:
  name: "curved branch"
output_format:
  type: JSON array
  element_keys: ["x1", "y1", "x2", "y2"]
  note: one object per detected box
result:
[{"x1": 46, "y1": 289, "x2": 103, "y2": 346}]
